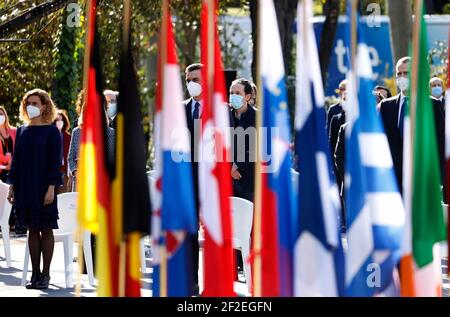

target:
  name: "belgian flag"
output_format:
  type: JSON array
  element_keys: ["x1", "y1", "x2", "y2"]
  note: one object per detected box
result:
[
  {"x1": 113, "y1": 0, "x2": 151, "y2": 297},
  {"x1": 77, "y1": 0, "x2": 119, "y2": 296}
]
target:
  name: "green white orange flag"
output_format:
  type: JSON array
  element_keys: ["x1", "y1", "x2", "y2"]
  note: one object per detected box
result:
[
  {"x1": 77, "y1": 0, "x2": 118, "y2": 297},
  {"x1": 400, "y1": 0, "x2": 446, "y2": 297}
]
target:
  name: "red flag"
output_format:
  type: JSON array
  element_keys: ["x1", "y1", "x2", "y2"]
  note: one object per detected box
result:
[{"x1": 199, "y1": 0, "x2": 235, "y2": 296}]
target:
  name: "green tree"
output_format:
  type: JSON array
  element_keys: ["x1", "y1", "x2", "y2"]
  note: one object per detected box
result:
[{"x1": 52, "y1": 2, "x2": 84, "y2": 129}]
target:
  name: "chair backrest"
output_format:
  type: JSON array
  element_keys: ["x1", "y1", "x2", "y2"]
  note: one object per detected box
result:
[
  {"x1": 0, "y1": 182, "x2": 9, "y2": 224},
  {"x1": 229, "y1": 197, "x2": 253, "y2": 245},
  {"x1": 55, "y1": 192, "x2": 78, "y2": 235}
]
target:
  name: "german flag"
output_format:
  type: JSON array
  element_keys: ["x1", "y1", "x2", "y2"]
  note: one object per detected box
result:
[
  {"x1": 113, "y1": 0, "x2": 151, "y2": 297},
  {"x1": 77, "y1": 0, "x2": 118, "y2": 297}
]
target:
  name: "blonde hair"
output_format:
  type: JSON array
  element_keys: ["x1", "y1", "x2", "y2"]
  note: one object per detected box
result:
[
  {"x1": 20, "y1": 89, "x2": 57, "y2": 124},
  {"x1": 0, "y1": 106, "x2": 13, "y2": 131}
]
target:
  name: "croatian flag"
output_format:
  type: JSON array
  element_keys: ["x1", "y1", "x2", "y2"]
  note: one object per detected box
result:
[
  {"x1": 199, "y1": 0, "x2": 235, "y2": 296},
  {"x1": 344, "y1": 20, "x2": 404, "y2": 296},
  {"x1": 259, "y1": 0, "x2": 296, "y2": 296},
  {"x1": 294, "y1": 0, "x2": 345, "y2": 297},
  {"x1": 152, "y1": 2, "x2": 197, "y2": 297}
]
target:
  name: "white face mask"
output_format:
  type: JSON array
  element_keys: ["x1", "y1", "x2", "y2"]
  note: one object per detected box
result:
[
  {"x1": 56, "y1": 120, "x2": 64, "y2": 130},
  {"x1": 0, "y1": 115, "x2": 6, "y2": 125},
  {"x1": 396, "y1": 77, "x2": 409, "y2": 93},
  {"x1": 107, "y1": 102, "x2": 117, "y2": 118},
  {"x1": 187, "y1": 81, "x2": 202, "y2": 98},
  {"x1": 27, "y1": 105, "x2": 41, "y2": 119}
]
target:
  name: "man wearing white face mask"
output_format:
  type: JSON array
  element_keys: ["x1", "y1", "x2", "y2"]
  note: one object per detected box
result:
[
  {"x1": 183, "y1": 63, "x2": 204, "y2": 296},
  {"x1": 104, "y1": 90, "x2": 119, "y2": 129},
  {"x1": 379, "y1": 56, "x2": 411, "y2": 193},
  {"x1": 429, "y1": 77, "x2": 445, "y2": 187}
]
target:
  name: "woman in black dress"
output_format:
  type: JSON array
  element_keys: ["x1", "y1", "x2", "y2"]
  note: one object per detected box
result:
[{"x1": 7, "y1": 89, "x2": 62, "y2": 290}]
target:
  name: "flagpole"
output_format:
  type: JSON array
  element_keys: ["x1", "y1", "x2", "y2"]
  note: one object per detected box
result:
[
  {"x1": 410, "y1": 0, "x2": 421, "y2": 150},
  {"x1": 159, "y1": 0, "x2": 169, "y2": 298},
  {"x1": 75, "y1": 0, "x2": 93, "y2": 297},
  {"x1": 252, "y1": 0, "x2": 263, "y2": 298},
  {"x1": 76, "y1": 0, "x2": 93, "y2": 298}
]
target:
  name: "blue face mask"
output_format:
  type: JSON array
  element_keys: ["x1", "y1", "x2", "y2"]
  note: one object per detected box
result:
[
  {"x1": 431, "y1": 86, "x2": 443, "y2": 98},
  {"x1": 229, "y1": 94, "x2": 244, "y2": 110}
]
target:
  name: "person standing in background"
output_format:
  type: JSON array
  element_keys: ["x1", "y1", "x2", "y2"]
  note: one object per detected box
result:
[
  {"x1": 7, "y1": 88, "x2": 62, "y2": 290},
  {"x1": 53, "y1": 109, "x2": 71, "y2": 193}
]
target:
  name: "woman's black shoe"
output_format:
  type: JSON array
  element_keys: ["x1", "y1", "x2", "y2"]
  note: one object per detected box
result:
[
  {"x1": 35, "y1": 275, "x2": 50, "y2": 290},
  {"x1": 25, "y1": 274, "x2": 41, "y2": 289}
]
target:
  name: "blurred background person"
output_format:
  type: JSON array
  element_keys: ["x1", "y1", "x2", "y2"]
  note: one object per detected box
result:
[
  {"x1": 373, "y1": 85, "x2": 392, "y2": 105},
  {"x1": 53, "y1": 109, "x2": 71, "y2": 193},
  {"x1": 104, "y1": 89, "x2": 119, "y2": 129}
]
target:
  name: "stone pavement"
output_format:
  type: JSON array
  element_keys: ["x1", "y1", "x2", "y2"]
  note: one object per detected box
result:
[{"x1": 0, "y1": 233, "x2": 250, "y2": 297}]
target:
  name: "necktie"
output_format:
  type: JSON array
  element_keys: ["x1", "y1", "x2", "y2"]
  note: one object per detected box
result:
[
  {"x1": 399, "y1": 97, "x2": 407, "y2": 138},
  {"x1": 193, "y1": 101, "x2": 200, "y2": 119}
]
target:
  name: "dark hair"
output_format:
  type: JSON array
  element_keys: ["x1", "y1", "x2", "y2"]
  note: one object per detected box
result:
[
  {"x1": 374, "y1": 85, "x2": 392, "y2": 98},
  {"x1": 185, "y1": 63, "x2": 204, "y2": 73},
  {"x1": 231, "y1": 78, "x2": 253, "y2": 95},
  {"x1": 55, "y1": 109, "x2": 71, "y2": 133}
]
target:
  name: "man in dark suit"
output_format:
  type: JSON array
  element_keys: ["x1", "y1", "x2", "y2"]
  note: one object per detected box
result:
[
  {"x1": 183, "y1": 63, "x2": 203, "y2": 296},
  {"x1": 104, "y1": 89, "x2": 118, "y2": 129},
  {"x1": 430, "y1": 77, "x2": 445, "y2": 192},
  {"x1": 378, "y1": 57, "x2": 411, "y2": 193},
  {"x1": 326, "y1": 79, "x2": 347, "y2": 135}
]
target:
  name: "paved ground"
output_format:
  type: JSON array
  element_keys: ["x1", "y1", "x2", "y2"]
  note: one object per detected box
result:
[{"x1": 0, "y1": 233, "x2": 250, "y2": 297}]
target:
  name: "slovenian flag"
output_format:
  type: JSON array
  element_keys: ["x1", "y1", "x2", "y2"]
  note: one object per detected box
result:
[
  {"x1": 257, "y1": 0, "x2": 296, "y2": 296},
  {"x1": 152, "y1": 0, "x2": 197, "y2": 297}
]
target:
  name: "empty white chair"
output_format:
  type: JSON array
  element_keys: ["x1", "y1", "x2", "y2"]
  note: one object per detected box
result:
[
  {"x1": 0, "y1": 182, "x2": 12, "y2": 267},
  {"x1": 230, "y1": 196, "x2": 254, "y2": 294},
  {"x1": 21, "y1": 192, "x2": 94, "y2": 288}
]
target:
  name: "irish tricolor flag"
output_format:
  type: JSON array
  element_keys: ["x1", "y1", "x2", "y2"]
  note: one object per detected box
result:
[{"x1": 400, "y1": 0, "x2": 446, "y2": 297}]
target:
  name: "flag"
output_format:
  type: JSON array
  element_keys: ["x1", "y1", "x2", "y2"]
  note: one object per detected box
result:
[
  {"x1": 152, "y1": 0, "x2": 197, "y2": 297},
  {"x1": 344, "y1": 14, "x2": 405, "y2": 296},
  {"x1": 445, "y1": 25, "x2": 450, "y2": 269},
  {"x1": 199, "y1": 0, "x2": 235, "y2": 296},
  {"x1": 294, "y1": 0, "x2": 345, "y2": 297},
  {"x1": 112, "y1": 0, "x2": 152, "y2": 297},
  {"x1": 258, "y1": 0, "x2": 296, "y2": 296},
  {"x1": 77, "y1": 0, "x2": 118, "y2": 297},
  {"x1": 400, "y1": 1, "x2": 446, "y2": 296}
]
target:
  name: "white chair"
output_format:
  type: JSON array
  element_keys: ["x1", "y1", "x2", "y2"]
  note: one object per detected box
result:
[
  {"x1": 230, "y1": 196, "x2": 254, "y2": 294},
  {"x1": 0, "y1": 182, "x2": 12, "y2": 267},
  {"x1": 198, "y1": 197, "x2": 254, "y2": 293},
  {"x1": 21, "y1": 192, "x2": 95, "y2": 288}
]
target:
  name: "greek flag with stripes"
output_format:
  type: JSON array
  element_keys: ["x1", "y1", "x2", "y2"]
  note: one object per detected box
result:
[{"x1": 345, "y1": 27, "x2": 405, "y2": 296}]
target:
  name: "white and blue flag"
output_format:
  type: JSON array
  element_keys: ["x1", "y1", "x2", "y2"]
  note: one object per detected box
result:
[
  {"x1": 344, "y1": 8, "x2": 405, "y2": 296},
  {"x1": 294, "y1": 0, "x2": 345, "y2": 296}
]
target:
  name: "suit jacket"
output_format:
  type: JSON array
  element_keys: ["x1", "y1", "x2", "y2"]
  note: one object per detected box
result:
[
  {"x1": 334, "y1": 122, "x2": 347, "y2": 197},
  {"x1": 326, "y1": 102, "x2": 343, "y2": 136},
  {"x1": 431, "y1": 97, "x2": 445, "y2": 185},
  {"x1": 230, "y1": 105, "x2": 256, "y2": 202},
  {"x1": 184, "y1": 98, "x2": 200, "y2": 212},
  {"x1": 329, "y1": 110, "x2": 346, "y2": 165},
  {"x1": 379, "y1": 94, "x2": 403, "y2": 192}
]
